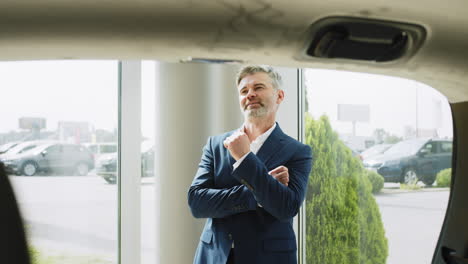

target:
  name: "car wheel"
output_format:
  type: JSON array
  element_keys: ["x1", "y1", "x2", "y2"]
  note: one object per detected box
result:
[
  {"x1": 422, "y1": 177, "x2": 435, "y2": 186},
  {"x1": 22, "y1": 161, "x2": 38, "y2": 176},
  {"x1": 75, "y1": 162, "x2": 89, "y2": 176},
  {"x1": 402, "y1": 168, "x2": 419, "y2": 185}
]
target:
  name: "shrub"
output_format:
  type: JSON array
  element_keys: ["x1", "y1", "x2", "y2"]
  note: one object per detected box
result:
[
  {"x1": 400, "y1": 183, "x2": 421, "y2": 190},
  {"x1": 28, "y1": 246, "x2": 111, "y2": 264},
  {"x1": 28, "y1": 246, "x2": 53, "y2": 264},
  {"x1": 436, "y1": 168, "x2": 452, "y2": 187},
  {"x1": 305, "y1": 114, "x2": 388, "y2": 264},
  {"x1": 29, "y1": 246, "x2": 40, "y2": 264},
  {"x1": 366, "y1": 170, "x2": 384, "y2": 194}
]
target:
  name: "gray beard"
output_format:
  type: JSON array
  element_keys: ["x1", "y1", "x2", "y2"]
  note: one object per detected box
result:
[{"x1": 244, "y1": 106, "x2": 268, "y2": 118}]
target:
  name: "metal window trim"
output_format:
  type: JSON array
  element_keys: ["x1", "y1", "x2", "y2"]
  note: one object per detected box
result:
[
  {"x1": 297, "y1": 68, "x2": 306, "y2": 264},
  {"x1": 118, "y1": 60, "x2": 142, "y2": 264}
]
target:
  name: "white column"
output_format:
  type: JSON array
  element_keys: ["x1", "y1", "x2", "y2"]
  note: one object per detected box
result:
[
  {"x1": 208, "y1": 64, "x2": 244, "y2": 133},
  {"x1": 275, "y1": 67, "x2": 300, "y2": 138},
  {"x1": 118, "y1": 61, "x2": 141, "y2": 264},
  {"x1": 154, "y1": 62, "x2": 241, "y2": 264}
]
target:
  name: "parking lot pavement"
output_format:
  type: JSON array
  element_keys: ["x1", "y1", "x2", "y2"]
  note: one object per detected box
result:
[
  {"x1": 7, "y1": 175, "x2": 450, "y2": 264},
  {"x1": 9, "y1": 174, "x2": 156, "y2": 263},
  {"x1": 375, "y1": 187, "x2": 450, "y2": 264}
]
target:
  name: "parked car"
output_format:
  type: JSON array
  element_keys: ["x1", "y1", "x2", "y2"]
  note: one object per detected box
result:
[
  {"x1": 359, "y1": 143, "x2": 393, "y2": 161},
  {"x1": 0, "y1": 141, "x2": 20, "y2": 155},
  {"x1": 363, "y1": 138, "x2": 452, "y2": 185},
  {"x1": 2, "y1": 142, "x2": 94, "y2": 176},
  {"x1": 0, "y1": 140, "x2": 54, "y2": 161},
  {"x1": 96, "y1": 141, "x2": 154, "y2": 184},
  {"x1": 83, "y1": 142, "x2": 117, "y2": 167}
]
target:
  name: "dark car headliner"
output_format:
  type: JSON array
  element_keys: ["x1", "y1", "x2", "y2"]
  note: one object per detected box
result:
[{"x1": 1, "y1": 0, "x2": 467, "y2": 102}]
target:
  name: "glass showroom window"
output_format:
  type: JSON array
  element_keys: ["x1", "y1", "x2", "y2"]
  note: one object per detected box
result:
[
  {"x1": 0, "y1": 61, "x2": 118, "y2": 263},
  {"x1": 303, "y1": 69, "x2": 452, "y2": 264}
]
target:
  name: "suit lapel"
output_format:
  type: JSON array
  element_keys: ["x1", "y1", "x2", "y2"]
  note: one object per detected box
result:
[
  {"x1": 224, "y1": 131, "x2": 236, "y2": 169},
  {"x1": 227, "y1": 150, "x2": 236, "y2": 168},
  {"x1": 256, "y1": 124, "x2": 287, "y2": 166},
  {"x1": 224, "y1": 125, "x2": 287, "y2": 168}
]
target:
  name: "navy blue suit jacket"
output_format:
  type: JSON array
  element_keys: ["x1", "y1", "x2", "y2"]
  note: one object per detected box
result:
[{"x1": 188, "y1": 124, "x2": 312, "y2": 264}]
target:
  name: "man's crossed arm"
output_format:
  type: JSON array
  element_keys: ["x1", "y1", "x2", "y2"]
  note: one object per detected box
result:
[{"x1": 188, "y1": 136, "x2": 310, "y2": 221}]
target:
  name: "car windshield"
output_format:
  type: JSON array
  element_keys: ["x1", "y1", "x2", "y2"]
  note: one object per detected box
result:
[
  {"x1": 27, "y1": 143, "x2": 56, "y2": 155},
  {"x1": 384, "y1": 139, "x2": 428, "y2": 156},
  {"x1": 361, "y1": 144, "x2": 391, "y2": 158},
  {"x1": 0, "y1": 142, "x2": 18, "y2": 153},
  {"x1": 4, "y1": 142, "x2": 38, "y2": 155}
]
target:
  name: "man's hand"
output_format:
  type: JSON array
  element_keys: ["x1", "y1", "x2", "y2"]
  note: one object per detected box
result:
[
  {"x1": 223, "y1": 130, "x2": 250, "y2": 160},
  {"x1": 269, "y1": 166, "x2": 289, "y2": 186}
]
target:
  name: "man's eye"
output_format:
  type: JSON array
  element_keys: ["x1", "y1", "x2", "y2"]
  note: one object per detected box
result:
[{"x1": 241, "y1": 90, "x2": 247, "y2": 95}]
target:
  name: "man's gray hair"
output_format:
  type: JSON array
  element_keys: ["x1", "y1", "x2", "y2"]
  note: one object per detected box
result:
[{"x1": 236, "y1": 65, "x2": 282, "y2": 90}]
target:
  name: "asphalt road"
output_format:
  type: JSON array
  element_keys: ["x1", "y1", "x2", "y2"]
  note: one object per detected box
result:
[
  {"x1": 375, "y1": 184, "x2": 449, "y2": 264},
  {"x1": 10, "y1": 174, "x2": 157, "y2": 264},
  {"x1": 8, "y1": 176, "x2": 449, "y2": 264}
]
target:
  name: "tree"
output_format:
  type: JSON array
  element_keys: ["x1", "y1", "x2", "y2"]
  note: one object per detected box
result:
[
  {"x1": 305, "y1": 114, "x2": 388, "y2": 264},
  {"x1": 373, "y1": 128, "x2": 387, "y2": 144},
  {"x1": 384, "y1": 135, "x2": 402, "y2": 144},
  {"x1": 373, "y1": 128, "x2": 402, "y2": 145}
]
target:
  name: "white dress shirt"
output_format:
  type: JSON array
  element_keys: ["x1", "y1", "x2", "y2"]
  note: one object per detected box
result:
[{"x1": 232, "y1": 123, "x2": 277, "y2": 170}]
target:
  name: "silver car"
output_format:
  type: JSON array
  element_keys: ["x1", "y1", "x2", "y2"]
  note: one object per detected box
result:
[{"x1": 3, "y1": 142, "x2": 94, "y2": 176}]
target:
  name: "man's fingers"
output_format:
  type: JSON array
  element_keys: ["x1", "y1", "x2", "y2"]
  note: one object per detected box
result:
[
  {"x1": 271, "y1": 171, "x2": 288, "y2": 178},
  {"x1": 272, "y1": 172, "x2": 289, "y2": 184},
  {"x1": 224, "y1": 133, "x2": 241, "y2": 148},
  {"x1": 270, "y1": 168, "x2": 289, "y2": 188},
  {"x1": 269, "y1": 165, "x2": 288, "y2": 175},
  {"x1": 224, "y1": 131, "x2": 251, "y2": 161},
  {"x1": 225, "y1": 132, "x2": 247, "y2": 145},
  {"x1": 223, "y1": 139, "x2": 230, "y2": 148},
  {"x1": 277, "y1": 175, "x2": 289, "y2": 186},
  {"x1": 276, "y1": 174, "x2": 289, "y2": 183}
]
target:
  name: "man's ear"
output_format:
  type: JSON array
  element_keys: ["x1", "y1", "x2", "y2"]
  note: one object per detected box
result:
[{"x1": 276, "y1": 89, "x2": 285, "y2": 104}]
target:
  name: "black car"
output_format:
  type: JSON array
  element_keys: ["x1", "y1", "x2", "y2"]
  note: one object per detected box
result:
[
  {"x1": 96, "y1": 142, "x2": 154, "y2": 184},
  {"x1": 3, "y1": 142, "x2": 95, "y2": 176},
  {"x1": 363, "y1": 138, "x2": 452, "y2": 186}
]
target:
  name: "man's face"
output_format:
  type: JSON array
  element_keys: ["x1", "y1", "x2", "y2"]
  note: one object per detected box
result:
[{"x1": 237, "y1": 72, "x2": 284, "y2": 119}]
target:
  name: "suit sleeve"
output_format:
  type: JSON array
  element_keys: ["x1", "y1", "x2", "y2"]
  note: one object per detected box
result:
[
  {"x1": 188, "y1": 137, "x2": 258, "y2": 218},
  {"x1": 232, "y1": 144, "x2": 312, "y2": 221}
]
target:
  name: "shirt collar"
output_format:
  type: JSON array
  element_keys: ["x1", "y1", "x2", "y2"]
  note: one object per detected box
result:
[{"x1": 251, "y1": 122, "x2": 276, "y2": 146}]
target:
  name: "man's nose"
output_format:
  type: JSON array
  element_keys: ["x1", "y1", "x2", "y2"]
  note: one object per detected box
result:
[{"x1": 246, "y1": 88, "x2": 257, "y2": 99}]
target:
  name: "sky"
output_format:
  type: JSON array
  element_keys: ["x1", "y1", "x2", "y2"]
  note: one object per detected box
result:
[
  {"x1": 0, "y1": 61, "x2": 453, "y2": 143},
  {"x1": 0, "y1": 60, "x2": 118, "y2": 133},
  {"x1": 0, "y1": 60, "x2": 157, "y2": 141},
  {"x1": 305, "y1": 69, "x2": 453, "y2": 139}
]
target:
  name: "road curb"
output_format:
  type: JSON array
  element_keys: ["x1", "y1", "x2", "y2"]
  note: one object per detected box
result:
[{"x1": 379, "y1": 187, "x2": 450, "y2": 195}]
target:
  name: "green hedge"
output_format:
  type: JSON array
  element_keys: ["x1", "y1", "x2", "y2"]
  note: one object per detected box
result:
[
  {"x1": 29, "y1": 246, "x2": 53, "y2": 264},
  {"x1": 366, "y1": 170, "x2": 384, "y2": 194},
  {"x1": 436, "y1": 168, "x2": 452, "y2": 187},
  {"x1": 305, "y1": 115, "x2": 388, "y2": 264}
]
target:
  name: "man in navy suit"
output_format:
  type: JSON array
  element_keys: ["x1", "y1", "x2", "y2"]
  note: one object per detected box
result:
[{"x1": 188, "y1": 65, "x2": 313, "y2": 264}]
